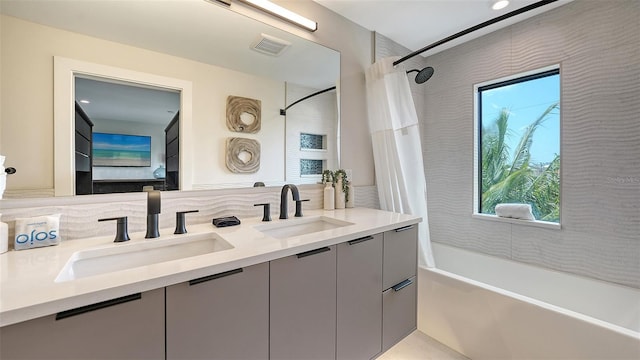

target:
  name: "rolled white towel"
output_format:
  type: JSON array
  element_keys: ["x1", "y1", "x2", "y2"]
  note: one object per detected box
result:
[{"x1": 495, "y1": 203, "x2": 535, "y2": 221}]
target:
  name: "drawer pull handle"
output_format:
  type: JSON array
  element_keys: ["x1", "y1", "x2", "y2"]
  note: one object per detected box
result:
[
  {"x1": 56, "y1": 293, "x2": 141, "y2": 320},
  {"x1": 189, "y1": 268, "x2": 244, "y2": 286},
  {"x1": 392, "y1": 278, "x2": 413, "y2": 292},
  {"x1": 348, "y1": 235, "x2": 374, "y2": 245},
  {"x1": 394, "y1": 225, "x2": 415, "y2": 232},
  {"x1": 297, "y1": 246, "x2": 331, "y2": 258}
]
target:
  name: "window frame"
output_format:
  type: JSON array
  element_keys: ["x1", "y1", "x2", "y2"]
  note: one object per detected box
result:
[{"x1": 472, "y1": 64, "x2": 562, "y2": 229}]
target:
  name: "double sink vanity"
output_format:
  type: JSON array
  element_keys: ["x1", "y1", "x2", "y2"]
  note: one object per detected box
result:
[{"x1": 0, "y1": 206, "x2": 420, "y2": 359}]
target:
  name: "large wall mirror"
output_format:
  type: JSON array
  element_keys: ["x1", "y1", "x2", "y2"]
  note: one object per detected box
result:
[{"x1": 0, "y1": 0, "x2": 340, "y2": 198}]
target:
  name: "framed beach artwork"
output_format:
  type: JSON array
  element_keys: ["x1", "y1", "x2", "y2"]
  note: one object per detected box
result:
[{"x1": 92, "y1": 133, "x2": 152, "y2": 167}]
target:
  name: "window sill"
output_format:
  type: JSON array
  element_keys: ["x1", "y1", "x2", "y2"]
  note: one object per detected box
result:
[{"x1": 472, "y1": 213, "x2": 561, "y2": 230}]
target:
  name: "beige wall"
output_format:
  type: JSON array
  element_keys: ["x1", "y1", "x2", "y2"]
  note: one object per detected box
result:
[
  {"x1": 394, "y1": 1, "x2": 638, "y2": 288},
  {"x1": 1, "y1": 15, "x2": 286, "y2": 192}
]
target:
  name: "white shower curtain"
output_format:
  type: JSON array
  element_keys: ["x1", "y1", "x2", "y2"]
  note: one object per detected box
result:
[{"x1": 365, "y1": 57, "x2": 435, "y2": 268}]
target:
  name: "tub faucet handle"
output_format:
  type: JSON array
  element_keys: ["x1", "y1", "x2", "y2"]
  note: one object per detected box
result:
[{"x1": 98, "y1": 216, "x2": 131, "y2": 243}]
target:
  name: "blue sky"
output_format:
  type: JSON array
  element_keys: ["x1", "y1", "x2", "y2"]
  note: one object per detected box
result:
[{"x1": 481, "y1": 74, "x2": 560, "y2": 165}]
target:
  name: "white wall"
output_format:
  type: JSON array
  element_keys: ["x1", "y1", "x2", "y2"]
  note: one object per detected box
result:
[{"x1": 0, "y1": 15, "x2": 285, "y2": 192}]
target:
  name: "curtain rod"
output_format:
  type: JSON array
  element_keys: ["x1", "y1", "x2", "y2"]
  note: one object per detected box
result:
[
  {"x1": 393, "y1": 0, "x2": 558, "y2": 67},
  {"x1": 280, "y1": 86, "x2": 337, "y2": 116}
]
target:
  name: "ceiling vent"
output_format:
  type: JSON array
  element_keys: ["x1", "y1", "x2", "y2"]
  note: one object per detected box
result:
[{"x1": 250, "y1": 33, "x2": 291, "y2": 57}]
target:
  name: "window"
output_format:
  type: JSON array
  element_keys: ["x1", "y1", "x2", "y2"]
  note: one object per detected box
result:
[{"x1": 475, "y1": 66, "x2": 560, "y2": 223}]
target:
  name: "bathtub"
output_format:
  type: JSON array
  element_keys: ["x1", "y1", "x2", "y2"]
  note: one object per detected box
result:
[{"x1": 418, "y1": 243, "x2": 640, "y2": 359}]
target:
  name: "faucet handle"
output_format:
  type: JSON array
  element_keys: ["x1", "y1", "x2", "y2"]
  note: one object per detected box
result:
[
  {"x1": 294, "y1": 199, "x2": 310, "y2": 217},
  {"x1": 98, "y1": 217, "x2": 131, "y2": 243},
  {"x1": 254, "y1": 203, "x2": 271, "y2": 222},
  {"x1": 175, "y1": 210, "x2": 199, "y2": 234}
]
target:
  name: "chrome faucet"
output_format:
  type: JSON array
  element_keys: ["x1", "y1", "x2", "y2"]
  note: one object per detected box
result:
[
  {"x1": 145, "y1": 190, "x2": 161, "y2": 238},
  {"x1": 279, "y1": 184, "x2": 309, "y2": 219}
]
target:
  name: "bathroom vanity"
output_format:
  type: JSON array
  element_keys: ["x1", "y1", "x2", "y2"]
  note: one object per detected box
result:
[{"x1": 0, "y1": 208, "x2": 419, "y2": 359}]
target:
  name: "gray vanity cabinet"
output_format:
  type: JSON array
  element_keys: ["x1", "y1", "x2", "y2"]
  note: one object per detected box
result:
[
  {"x1": 336, "y1": 234, "x2": 383, "y2": 360},
  {"x1": 0, "y1": 289, "x2": 164, "y2": 359},
  {"x1": 383, "y1": 225, "x2": 418, "y2": 290},
  {"x1": 382, "y1": 225, "x2": 418, "y2": 352},
  {"x1": 165, "y1": 262, "x2": 269, "y2": 360},
  {"x1": 270, "y1": 245, "x2": 337, "y2": 360}
]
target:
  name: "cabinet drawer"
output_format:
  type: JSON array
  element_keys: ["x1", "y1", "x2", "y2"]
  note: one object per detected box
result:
[
  {"x1": 382, "y1": 276, "x2": 417, "y2": 351},
  {"x1": 75, "y1": 132, "x2": 91, "y2": 155},
  {"x1": 75, "y1": 151, "x2": 91, "y2": 172},
  {"x1": 383, "y1": 225, "x2": 418, "y2": 290},
  {"x1": 75, "y1": 111, "x2": 92, "y2": 138},
  {"x1": 166, "y1": 137, "x2": 179, "y2": 157}
]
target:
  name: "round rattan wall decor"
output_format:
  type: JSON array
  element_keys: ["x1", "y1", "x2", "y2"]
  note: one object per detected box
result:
[
  {"x1": 226, "y1": 95, "x2": 261, "y2": 133},
  {"x1": 225, "y1": 137, "x2": 260, "y2": 173}
]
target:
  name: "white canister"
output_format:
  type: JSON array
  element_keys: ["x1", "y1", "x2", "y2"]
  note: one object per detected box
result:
[
  {"x1": 346, "y1": 182, "x2": 354, "y2": 208},
  {"x1": 0, "y1": 216, "x2": 8, "y2": 254},
  {"x1": 335, "y1": 177, "x2": 346, "y2": 209},
  {"x1": 323, "y1": 183, "x2": 335, "y2": 210}
]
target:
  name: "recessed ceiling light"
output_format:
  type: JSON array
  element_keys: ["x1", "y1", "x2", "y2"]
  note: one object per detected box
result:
[
  {"x1": 79, "y1": 99, "x2": 90, "y2": 104},
  {"x1": 492, "y1": 0, "x2": 510, "y2": 10}
]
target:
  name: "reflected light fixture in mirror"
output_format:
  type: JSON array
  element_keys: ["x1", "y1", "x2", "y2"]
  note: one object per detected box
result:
[{"x1": 237, "y1": 0, "x2": 318, "y2": 31}]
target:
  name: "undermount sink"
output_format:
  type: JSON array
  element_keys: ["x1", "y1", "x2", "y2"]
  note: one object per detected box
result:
[
  {"x1": 55, "y1": 233, "x2": 233, "y2": 282},
  {"x1": 255, "y1": 216, "x2": 353, "y2": 239}
]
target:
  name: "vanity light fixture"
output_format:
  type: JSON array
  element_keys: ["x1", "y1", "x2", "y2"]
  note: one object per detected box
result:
[
  {"x1": 236, "y1": 0, "x2": 318, "y2": 32},
  {"x1": 79, "y1": 99, "x2": 90, "y2": 104},
  {"x1": 491, "y1": 0, "x2": 510, "y2": 10}
]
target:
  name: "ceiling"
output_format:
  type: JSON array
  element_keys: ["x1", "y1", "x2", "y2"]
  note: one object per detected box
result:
[
  {"x1": 314, "y1": 0, "x2": 573, "y2": 57},
  {"x1": 75, "y1": 78, "x2": 180, "y2": 126}
]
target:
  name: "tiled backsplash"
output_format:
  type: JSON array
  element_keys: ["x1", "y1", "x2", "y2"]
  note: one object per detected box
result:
[{"x1": 0, "y1": 185, "x2": 379, "y2": 244}]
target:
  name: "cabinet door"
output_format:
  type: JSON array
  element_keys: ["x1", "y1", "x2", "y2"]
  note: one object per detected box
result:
[
  {"x1": 337, "y1": 234, "x2": 383, "y2": 360},
  {"x1": 383, "y1": 225, "x2": 418, "y2": 290},
  {"x1": 166, "y1": 263, "x2": 269, "y2": 360},
  {"x1": 270, "y1": 245, "x2": 337, "y2": 360},
  {"x1": 0, "y1": 289, "x2": 164, "y2": 359},
  {"x1": 382, "y1": 276, "x2": 417, "y2": 351}
]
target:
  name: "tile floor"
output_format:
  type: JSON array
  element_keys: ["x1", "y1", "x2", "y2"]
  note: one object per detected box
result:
[{"x1": 378, "y1": 330, "x2": 469, "y2": 360}]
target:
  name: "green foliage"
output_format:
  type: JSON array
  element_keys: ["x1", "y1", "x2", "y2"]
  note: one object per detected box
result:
[
  {"x1": 481, "y1": 103, "x2": 560, "y2": 222},
  {"x1": 323, "y1": 169, "x2": 350, "y2": 203}
]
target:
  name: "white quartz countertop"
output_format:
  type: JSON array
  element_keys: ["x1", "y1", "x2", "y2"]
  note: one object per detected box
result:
[{"x1": 0, "y1": 208, "x2": 420, "y2": 327}]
